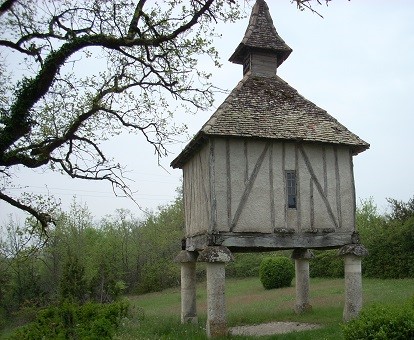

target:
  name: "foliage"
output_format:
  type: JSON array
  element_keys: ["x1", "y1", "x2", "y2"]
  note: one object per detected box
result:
[
  {"x1": 386, "y1": 196, "x2": 414, "y2": 221},
  {"x1": 356, "y1": 197, "x2": 385, "y2": 245},
  {"x1": 134, "y1": 195, "x2": 184, "y2": 294},
  {"x1": 259, "y1": 256, "x2": 294, "y2": 290},
  {"x1": 362, "y1": 215, "x2": 414, "y2": 279},
  {"x1": 0, "y1": 216, "x2": 46, "y2": 315},
  {"x1": 8, "y1": 300, "x2": 129, "y2": 340},
  {"x1": 342, "y1": 300, "x2": 414, "y2": 340},
  {"x1": 310, "y1": 250, "x2": 343, "y2": 278},
  {"x1": 0, "y1": 193, "x2": 185, "y2": 327},
  {"x1": 357, "y1": 196, "x2": 414, "y2": 279},
  {"x1": 226, "y1": 253, "x2": 267, "y2": 278},
  {"x1": 60, "y1": 255, "x2": 88, "y2": 303}
]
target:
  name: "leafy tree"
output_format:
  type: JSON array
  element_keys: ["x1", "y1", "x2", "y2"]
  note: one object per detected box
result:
[
  {"x1": 60, "y1": 255, "x2": 87, "y2": 303},
  {"x1": 357, "y1": 197, "x2": 414, "y2": 279},
  {"x1": 0, "y1": 0, "x2": 242, "y2": 229},
  {"x1": 386, "y1": 196, "x2": 414, "y2": 222},
  {"x1": 98, "y1": 209, "x2": 140, "y2": 293},
  {"x1": 356, "y1": 197, "x2": 385, "y2": 247},
  {"x1": 135, "y1": 195, "x2": 184, "y2": 293},
  {"x1": 0, "y1": 216, "x2": 45, "y2": 310}
]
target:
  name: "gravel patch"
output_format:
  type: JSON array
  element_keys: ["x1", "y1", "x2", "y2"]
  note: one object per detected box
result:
[{"x1": 230, "y1": 321, "x2": 322, "y2": 336}]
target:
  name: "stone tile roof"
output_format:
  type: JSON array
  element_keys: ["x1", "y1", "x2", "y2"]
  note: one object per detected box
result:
[
  {"x1": 171, "y1": 74, "x2": 369, "y2": 169},
  {"x1": 229, "y1": 0, "x2": 292, "y2": 67},
  {"x1": 170, "y1": 0, "x2": 369, "y2": 169}
]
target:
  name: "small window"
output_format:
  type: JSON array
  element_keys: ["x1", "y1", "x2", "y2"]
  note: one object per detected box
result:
[{"x1": 286, "y1": 170, "x2": 297, "y2": 209}]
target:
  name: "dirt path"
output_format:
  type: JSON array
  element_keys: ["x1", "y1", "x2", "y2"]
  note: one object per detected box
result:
[{"x1": 230, "y1": 321, "x2": 322, "y2": 336}]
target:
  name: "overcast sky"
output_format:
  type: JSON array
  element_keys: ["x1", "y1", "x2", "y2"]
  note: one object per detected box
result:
[{"x1": 1, "y1": 0, "x2": 413, "y2": 223}]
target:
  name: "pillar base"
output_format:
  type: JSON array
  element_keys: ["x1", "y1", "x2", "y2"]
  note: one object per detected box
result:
[
  {"x1": 294, "y1": 303, "x2": 312, "y2": 314},
  {"x1": 206, "y1": 320, "x2": 228, "y2": 338},
  {"x1": 183, "y1": 316, "x2": 198, "y2": 324}
]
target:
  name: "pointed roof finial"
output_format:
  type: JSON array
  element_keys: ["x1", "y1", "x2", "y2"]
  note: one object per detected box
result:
[{"x1": 229, "y1": 0, "x2": 292, "y2": 67}]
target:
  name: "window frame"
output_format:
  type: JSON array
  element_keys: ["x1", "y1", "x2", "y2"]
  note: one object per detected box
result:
[{"x1": 285, "y1": 170, "x2": 297, "y2": 209}]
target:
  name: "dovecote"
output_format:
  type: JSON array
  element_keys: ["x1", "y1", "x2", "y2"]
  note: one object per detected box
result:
[
  {"x1": 172, "y1": 1, "x2": 370, "y2": 334},
  {"x1": 171, "y1": 0, "x2": 369, "y2": 253}
]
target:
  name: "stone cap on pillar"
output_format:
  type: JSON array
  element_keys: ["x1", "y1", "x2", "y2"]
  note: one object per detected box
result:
[
  {"x1": 338, "y1": 244, "x2": 368, "y2": 257},
  {"x1": 291, "y1": 248, "x2": 314, "y2": 260},
  {"x1": 198, "y1": 246, "x2": 234, "y2": 263},
  {"x1": 174, "y1": 250, "x2": 199, "y2": 263}
]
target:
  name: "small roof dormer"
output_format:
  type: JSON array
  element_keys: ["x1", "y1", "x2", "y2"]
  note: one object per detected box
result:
[{"x1": 229, "y1": 0, "x2": 292, "y2": 76}]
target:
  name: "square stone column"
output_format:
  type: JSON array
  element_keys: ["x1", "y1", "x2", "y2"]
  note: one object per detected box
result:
[
  {"x1": 338, "y1": 244, "x2": 368, "y2": 322},
  {"x1": 174, "y1": 250, "x2": 199, "y2": 324},
  {"x1": 198, "y1": 246, "x2": 234, "y2": 338},
  {"x1": 291, "y1": 249, "x2": 314, "y2": 314}
]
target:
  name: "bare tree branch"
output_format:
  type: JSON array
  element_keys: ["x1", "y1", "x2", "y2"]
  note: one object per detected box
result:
[
  {"x1": 292, "y1": 0, "x2": 335, "y2": 18},
  {"x1": 0, "y1": 191, "x2": 51, "y2": 232},
  {"x1": 0, "y1": 0, "x2": 242, "y2": 222}
]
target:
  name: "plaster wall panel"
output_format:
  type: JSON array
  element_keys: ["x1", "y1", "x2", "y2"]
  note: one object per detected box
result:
[
  {"x1": 228, "y1": 139, "x2": 246, "y2": 230},
  {"x1": 234, "y1": 140, "x2": 272, "y2": 232},
  {"x1": 284, "y1": 143, "x2": 296, "y2": 170},
  {"x1": 271, "y1": 143, "x2": 286, "y2": 229},
  {"x1": 297, "y1": 147, "x2": 311, "y2": 231},
  {"x1": 337, "y1": 147, "x2": 355, "y2": 231},
  {"x1": 213, "y1": 138, "x2": 228, "y2": 232},
  {"x1": 325, "y1": 146, "x2": 339, "y2": 228},
  {"x1": 304, "y1": 145, "x2": 331, "y2": 230},
  {"x1": 183, "y1": 144, "x2": 210, "y2": 237}
]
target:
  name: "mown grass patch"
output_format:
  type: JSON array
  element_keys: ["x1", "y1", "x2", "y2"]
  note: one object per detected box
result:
[{"x1": 121, "y1": 277, "x2": 414, "y2": 339}]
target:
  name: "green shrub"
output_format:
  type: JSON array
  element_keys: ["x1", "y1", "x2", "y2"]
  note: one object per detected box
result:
[
  {"x1": 342, "y1": 300, "x2": 414, "y2": 340},
  {"x1": 259, "y1": 256, "x2": 294, "y2": 290},
  {"x1": 362, "y1": 216, "x2": 414, "y2": 279},
  {"x1": 8, "y1": 300, "x2": 129, "y2": 340},
  {"x1": 310, "y1": 250, "x2": 344, "y2": 278}
]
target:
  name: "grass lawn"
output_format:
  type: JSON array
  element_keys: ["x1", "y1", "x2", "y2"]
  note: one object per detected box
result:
[{"x1": 116, "y1": 277, "x2": 414, "y2": 339}]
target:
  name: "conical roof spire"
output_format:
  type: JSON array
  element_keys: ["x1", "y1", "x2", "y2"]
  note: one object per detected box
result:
[{"x1": 229, "y1": 0, "x2": 292, "y2": 69}]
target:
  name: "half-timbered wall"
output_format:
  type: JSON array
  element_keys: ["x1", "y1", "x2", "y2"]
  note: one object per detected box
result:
[{"x1": 183, "y1": 137, "x2": 356, "y2": 239}]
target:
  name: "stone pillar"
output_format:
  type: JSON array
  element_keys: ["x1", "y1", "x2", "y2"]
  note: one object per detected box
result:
[
  {"x1": 338, "y1": 244, "x2": 368, "y2": 322},
  {"x1": 174, "y1": 250, "x2": 199, "y2": 324},
  {"x1": 291, "y1": 249, "x2": 314, "y2": 314},
  {"x1": 198, "y1": 246, "x2": 234, "y2": 338}
]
